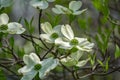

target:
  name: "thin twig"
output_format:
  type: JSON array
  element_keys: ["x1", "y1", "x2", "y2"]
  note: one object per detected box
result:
[
  {"x1": 41, "y1": 46, "x2": 54, "y2": 60},
  {"x1": 0, "y1": 64, "x2": 18, "y2": 76},
  {"x1": 38, "y1": 10, "x2": 42, "y2": 34}
]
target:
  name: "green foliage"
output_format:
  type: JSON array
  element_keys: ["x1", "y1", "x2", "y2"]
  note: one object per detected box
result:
[
  {"x1": 95, "y1": 27, "x2": 111, "y2": 53},
  {"x1": 24, "y1": 17, "x2": 34, "y2": 34},
  {"x1": 0, "y1": 69, "x2": 6, "y2": 80},
  {"x1": 115, "y1": 45, "x2": 120, "y2": 58},
  {"x1": 92, "y1": 0, "x2": 109, "y2": 17},
  {"x1": 9, "y1": 37, "x2": 14, "y2": 48},
  {"x1": 45, "y1": 12, "x2": 61, "y2": 27}
]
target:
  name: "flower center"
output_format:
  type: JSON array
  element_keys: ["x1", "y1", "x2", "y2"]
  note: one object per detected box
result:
[
  {"x1": 34, "y1": 64, "x2": 42, "y2": 71},
  {"x1": 0, "y1": 25, "x2": 8, "y2": 31},
  {"x1": 50, "y1": 33, "x2": 59, "y2": 39},
  {"x1": 70, "y1": 39, "x2": 79, "y2": 45}
]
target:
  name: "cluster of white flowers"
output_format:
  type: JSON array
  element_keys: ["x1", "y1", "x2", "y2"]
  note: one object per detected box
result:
[
  {"x1": 30, "y1": 0, "x2": 86, "y2": 15},
  {"x1": 40, "y1": 22, "x2": 94, "y2": 52},
  {"x1": 40, "y1": 22, "x2": 94, "y2": 67},
  {"x1": 0, "y1": 13, "x2": 25, "y2": 34},
  {"x1": 17, "y1": 0, "x2": 95, "y2": 80}
]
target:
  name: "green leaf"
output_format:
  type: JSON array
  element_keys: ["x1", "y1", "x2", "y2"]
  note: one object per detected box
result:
[
  {"x1": 17, "y1": 47, "x2": 25, "y2": 57},
  {"x1": 115, "y1": 45, "x2": 120, "y2": 58},
  {"x1": 39, "y1": 58, "x2": 59, "y2": 79},
  {"x1": 89, "y1": 54, "x2": 96, "y2": 66},
  {"x1": 24, "y1": 18, "x2": 34, "y2": 34},
  {"x1": 92, "y1": 0, "x2": 109, "y2": 17},
  {"x1": 9, "y1": 37, "x2": 14, "y2": 47},
  {"x1": 97, "y1": 59, "x2": 104, "y2": 67},
  {"x1": 105, "y1": 57, "x2": 110, "y2": 71}
]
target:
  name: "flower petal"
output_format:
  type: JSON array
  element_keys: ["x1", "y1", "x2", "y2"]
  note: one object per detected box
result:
[
  {"x1": 53, "y1": 25, "x2": 62, "y2": 36},
  {"x1": 29, "y1": 53, "x2": 41, "y2": 64},
  {"x1": 82, "y1": 43, "x2": 94, "y2": 50},
  {"x1": 77, "y1": 40, "x2": 94, "y2": 52},
  {"x1": 7, "y1": 22, "x2": 25, "y2": 34},
  {"x1": 76, "y1": 59, "x2": 89, "y2": 67},
  {"x1": 52, "y1": 5, "x2": 65, "y2": 14},
  {"x1": 23, "y1": 54, "x2": 36, "y2": 66},
  {"x1": 52, "y1": 7, "x2": 63, "y2": 14},
  {"x1": 0, "y1": 13, "x2": 9, "y2": 26},
  {"x1": 55, "y1": 38, "x2": 71, "y2": 49},
  {"x1": 73, "y1": 9, "x2": 87, "y2": 15},
  {"x1": 60, "y1": 57, "x2": 77, "y2": 66},
  {"x1": 75, "y1": 37, "x2": 87, "y2": 43},
  {"x1": 69, "y1": 1, "x2": 82, "y2": 11},
  {"x1": 30, "y1": 0, "x2": 48, "y2": 9},
  {"x1": 70, "y1": 51, "x2": 83, "y2": 61},
  {"x1": 21, "y1": 69, "x2": 37, "y2": 80},
  {"x1": 23, "y1": 53, "x2": 41, "y2": 67},
  {"x1": 61, "y1": 25, "x2": 74, "y2": 40},
  {"x1": 40, "y1": 34, "x2": 54, "y2": 43},
  {"x1": 41, "y1": 22, "x2": 53, "y2": 34},
  {"x1": 18, "y1": 66, "x2": 33, "y2": 75},
  {"x1": 39, "y1": 58, "x2": 59, "y2": 79},
  {"x1": 52, "y1": 5, "x2": 71, "y2": 14}
]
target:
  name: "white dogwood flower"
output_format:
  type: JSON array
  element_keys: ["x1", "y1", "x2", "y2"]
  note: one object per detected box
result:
[
  {"x1": 18, "y1": 53, "x2": 42, "y2": 80},
  {"x1": 30, "y1": 0, "x2": 55, "y2": 9},
  {"x1": 60, "y1": 51, "x2": 89, "y2": 67},
  {"x1": 40, "y1": 22, "x2": 62, "y2": 43},
  {"x1": 52, "y1": 1, "x2": 86, "y2": 15},
  {"x1": 18, "y1": 53, "x2": 59, "y2": 80},
  {"x1": 0, "y1": 13, "x2": 25, "y2": 34},
  {"x1": 55, "y1": 24, "x2": 94, "y2": 52}
]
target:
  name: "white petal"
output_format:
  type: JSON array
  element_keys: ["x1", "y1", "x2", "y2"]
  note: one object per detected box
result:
[
  {"x1": 30, "y1": 0, "x2": 48, "y2": 9},
  {"x1": 69, "y1": 1, "x2": 82, "y2": 11},
  {"x1": 53, "y1": 25, "x2": 62, "y2": 36},
  {"x1": 77, "y1": 41, "x2": 94, "y2": 52},
  {"x1": 70, "y1": 51, "x2": 83, "y2": 61},
  {"x1": 75, "y1": 37, "x2": 87, "y2": 43},
  {"x1": 52, "y1": 5, "x2": 71, "y2": 14},
  {"x1": 47, "y1": 0, "x2": 55, "y2": 2},
  {"x1": 76, "y1": 59, "x2": 89, "y2": 67},
  {"x1": 55, "y1": 38, "x2": 71, "y2": 49},
  {"x1": 18, "y1": 66, "x2": 33, "y2": 75},
  {"x1": 39, "y1": 58, "x2": 59, "y2": 79},
  {"x1": 61, "y1": 25, "x2": 74, "y2": 40},
  {"x1": 60, "y1": 57, "x2": 77, "y2": 66},
  {"x1": 73, "y1": 9, "x2": 87, "y2": 15},
  {"x1": 83, "y1": 43, "x2": 94, "y2": 50},
  {"x1": 7, "y1": 22, "x2": 25, "y2": 34},
  {"x1": 41, "y1": 22, "x2": 53, "y2": 34},
  {"x1": 21, "y1": 69, "x2": 37, "y2": 80},
  {"x1": 40, "y1": 34, "x2": 54, "y2": 43},
  {"x1": 52, "y1": 7, "x2": 63, "y2": 14},
  {"x1": 0, "y1": 13, "x2": 9, "y2": 26},
  {"x1": 29, "y1": 53, "x2": 41, "y2": 64},
  {"x1": 23, "y1": 54, "x2": 36, "y2": 66}
]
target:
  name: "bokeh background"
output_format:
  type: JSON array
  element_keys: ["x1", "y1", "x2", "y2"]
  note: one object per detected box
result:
[{"x1": 0, "y1": 0, "x2": 120, "y2": 80}]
